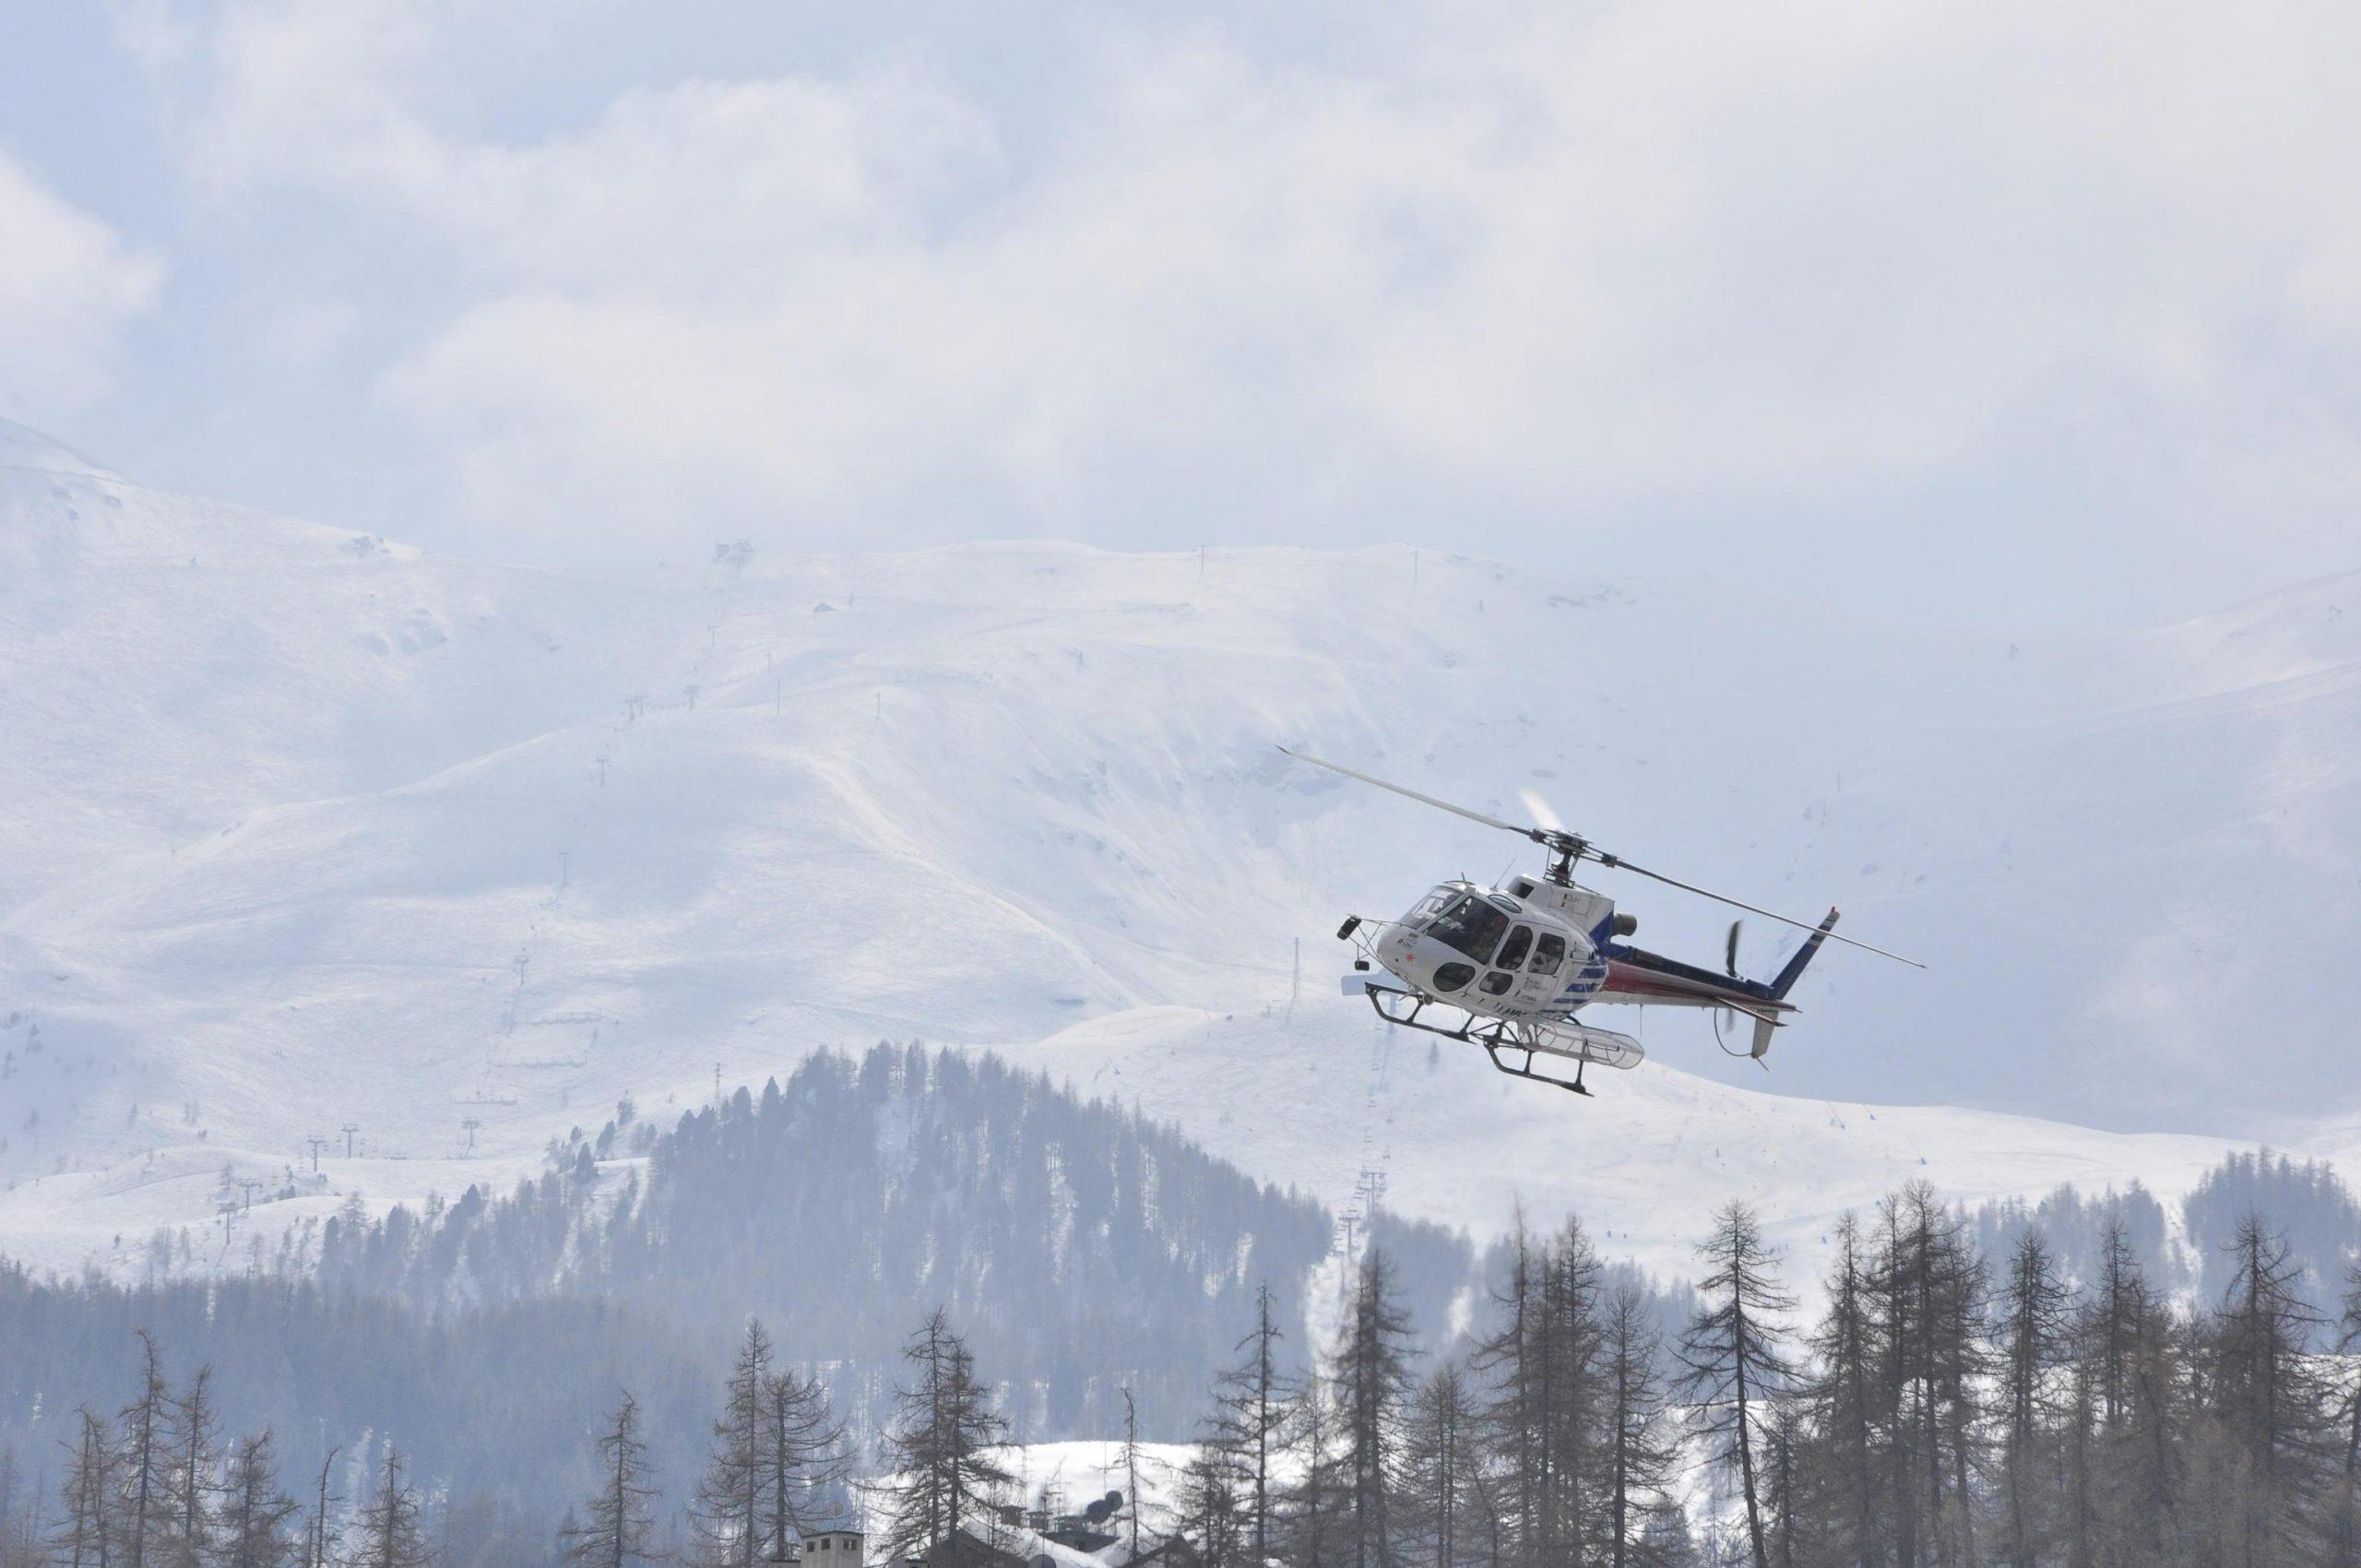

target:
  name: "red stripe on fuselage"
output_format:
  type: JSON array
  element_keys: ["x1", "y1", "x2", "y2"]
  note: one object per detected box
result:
[{"x1": 1597, "y1": 960, "x2": 1795, "y2": 1012}]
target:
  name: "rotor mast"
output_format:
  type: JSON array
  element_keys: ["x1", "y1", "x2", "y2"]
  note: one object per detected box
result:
[{"x1": 1516, "y1": 788, "x2": 1584, "y2": 885}]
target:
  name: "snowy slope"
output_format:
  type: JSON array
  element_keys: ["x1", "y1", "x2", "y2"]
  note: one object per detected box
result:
[{"x1": 1, "y1": 420, "x2": 2355, "y2": 1277}]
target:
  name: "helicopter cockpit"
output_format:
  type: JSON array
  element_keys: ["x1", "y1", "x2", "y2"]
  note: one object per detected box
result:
[
  {"x1": 1379, "y1": 883, "x2": 1589, "y2": 1009},
  {"x1": 1411, "y1": 885, "x2": 1511, "y2": 964}
]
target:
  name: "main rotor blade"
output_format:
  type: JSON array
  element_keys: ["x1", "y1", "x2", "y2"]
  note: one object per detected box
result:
[
  {"x1": 1596, "y1": 854, "x2": 1926, "y2": 968},
  {"x1": 1277, "y1": 746, "x2": 1536, "y2": 838},
  {"x1": 1517, "y1": 788, "x2": 1568, "y2": 836}
]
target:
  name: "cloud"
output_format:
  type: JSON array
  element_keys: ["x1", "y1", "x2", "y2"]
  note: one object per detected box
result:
[
  {"x1": 114, "y1": 0, "x2": 2361, "y2": 573},
  {"x1": 0, "y1": 149, "x2": 162, "y2": 418},
  {"x1": 173, "y1": 0, "x2": 444, "y2": 197},
  {"x1": 260, "y1": 300, "x2": 357, "y2": 369}
]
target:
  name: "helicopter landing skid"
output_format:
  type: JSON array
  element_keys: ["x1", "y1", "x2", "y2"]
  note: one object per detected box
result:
[{"x1": 1356, "y1": 984, "x2": 1643, "y2": 1097}]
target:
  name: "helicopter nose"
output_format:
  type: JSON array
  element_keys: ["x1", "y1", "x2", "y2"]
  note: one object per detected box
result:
[{"x1": 1387, "y1": 933, "x2": 1474, "y2": 995}]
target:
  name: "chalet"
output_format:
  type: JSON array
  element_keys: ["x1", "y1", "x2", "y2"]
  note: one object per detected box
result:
[{"x1": 766, "y1": 1525, "x2": 867, "y2": 1564}]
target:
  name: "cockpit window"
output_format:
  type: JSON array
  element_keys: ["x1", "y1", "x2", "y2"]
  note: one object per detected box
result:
[
  {"x1": 1404, "y1": 888, "x2": 1455, "y2": 927},
  {"x1": 1496, "y1": 925, "x2": 1535, "y2": 969},
  {"x1": 1427, "y1": 893, "x2": 1510, "y2": 964},
  {"x1": 1528, "y1": 932, "x2": 1567, "y2": 977}
]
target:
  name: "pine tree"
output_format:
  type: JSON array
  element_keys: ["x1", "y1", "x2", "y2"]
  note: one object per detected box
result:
[
  {"x1": 1121, "y1": 1387, "x2": 1150, "y2": 1560},
  {"x1": 1601, "y1": 1285, "x2": 1679, "y2": 1568},
  {"x1": 1538, "y1": 1218, "x2": 1607, "y2": 1562},
  {"x1": 1679, "y1": 1202, "x2": 1794, "y2": 1568},
  {"x1": 1806, "y1": 1213, "x2": 1886, "y2": 1568},
  {"x1": 1471, "y1": 1215, "x2": 1608, "y2": 1565},
  {"x1": 2198, "y1": 1215, "x2": 2331, "y2": 1568},
  {"x1": 1216, "y1": 1281, "x2": 1288, "y2": 1566},
  {"x1": 1281, "y1": 1374, "x2": 1350, "y2": 1568},
  {"x1": 157, "y1": 1364, "x2": 220, "y2": 1568},
  {"x1": 52, "y1": 1408, "x2": 115, "y2": 1568},
  {"x1": 1996, "y1": 1232, "x2": 2072, "y2": 1568},
  {"x1": 1870, "y1": 1183, "x2": 1984, "y2": 1568},
  {"x1": 2330, "y1": 1263, "x2": 2361, "y2": 1568},
  {"x1": 1868, "y1": 1200, "x2": 1921, "y2": 1568},
  {"x1": 881, "y1": 1309, "x2": 1010, "y2": 1562},
  {"x1": 1398, "y1": 1360, "x2": 1476, "y2": 1568},
  {"x1": 1472, "y1": 1218, "x2": 1547, "y2": 1565},
  {"x1": 2074, "y1": 1216, "x2": 2179, "y2": 1568},
  {"x1": 303, "y1": 1448, "x2": 341, "y2": 1568},
  {"x1": 1177, "y1": 1438, "x2": 1247, "y2": 1568},
  {"x1": 1461, "y1": 1466, "x2": 1509, "y2": 1568},
  {"x1": 1762, "y1": 1400, "x2": 1804, "y2": 1568},
  {"x1": 1634, "y1": 1509, "x2": 1701, "y2": 1568},
  {"x1": 561, "y1": 1394, "x2": 659, "y2": 1568},
  {"x1": 1935, "y1": 1219, "x2": 1989, "y2": 1568},
  {"x1": 2059, "y1": 1323, "x2": 2099, "y2": 1568},
  {"x1": 0, "y1": 1450, "x2": 34, "y2": 1568},
  {"x1": 2089, "y1": 1219, "x2": 2141, "y2": 1429},
  {"x1": 350, "y1": 1446, "x2": 433, "y2": 1568},
  {"x1": 218, "y1": 1432, "x2": 300, "y2": 1568},
  {"x1": 758, "y1": 1362, "x2": 846, "y2": 1560},
  {"x1": 1334, "y1": 1251, "x2": 1416, "y2": 1568},
  {"x1": 693, "y1": 1322, "x2": 773, "y2": 1567},
  {"x1": 116, "y1": 1330, "x2": 172, "y2": 1568}
]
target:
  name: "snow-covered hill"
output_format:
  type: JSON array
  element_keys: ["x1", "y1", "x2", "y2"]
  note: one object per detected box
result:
[{"x1": 2, "y1": 418, "x2": 2354, "y2": 1277}]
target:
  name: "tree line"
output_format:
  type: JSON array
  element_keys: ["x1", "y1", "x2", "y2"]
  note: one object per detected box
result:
[
  {"x1": 5, "y1": 1308, "x2": 873, "y2": 1568},
  {"x1": 9, "y1": 1176, "x2": 2361, "y2": 1567},
  {"x1": 562, "y1": 1177, "x2": 2361, "y2": 1568},
  {"x1": 1157, "y1": 1184, "x2": 2361, "y2": 1568},
  {"x1": 0, "y1": 1044, "x2": 1465, "y2": 1562},
  {"x1": 14, "y1": 1324, "x2": 444, "y2": 1568},
  {"x1": 297, "y1": 1043, "x2": 1474, "y2": 1437}
]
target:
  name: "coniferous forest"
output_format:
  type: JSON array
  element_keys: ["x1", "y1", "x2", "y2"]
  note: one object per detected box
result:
[{"x1": 3, "y1": 1047, "x2": 2360, "y2": 1566}]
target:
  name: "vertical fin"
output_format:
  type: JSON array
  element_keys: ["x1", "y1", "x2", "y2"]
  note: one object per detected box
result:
[{"x1": 1768, "y1": 908, "x2": 1840, "y2": 1001}]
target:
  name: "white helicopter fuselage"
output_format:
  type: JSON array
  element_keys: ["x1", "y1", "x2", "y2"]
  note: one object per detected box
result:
[
  {"x1": 1283, "y1": 744, "x2": 1910, "y2": 1093},
  {"x1": 1371, "y1": 877, "x2": 1619, "y2": 1023}
]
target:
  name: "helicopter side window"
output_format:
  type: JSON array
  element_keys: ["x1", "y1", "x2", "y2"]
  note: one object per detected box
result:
[
  {"x1": 1426, "y1": 893, "x2": 1510, "y2": 964},
  {"x1": 1527, "y1": 932, "x2": 1567, "y2": 977},
  {"x1": 1496, "y1": 925, "x2": 1535, "y2": 969}
]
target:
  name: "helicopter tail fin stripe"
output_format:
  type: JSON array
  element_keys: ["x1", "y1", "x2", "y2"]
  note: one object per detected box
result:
[{"x1": 1768, "y1": 908, "x2": 1840, "y2": 1001}]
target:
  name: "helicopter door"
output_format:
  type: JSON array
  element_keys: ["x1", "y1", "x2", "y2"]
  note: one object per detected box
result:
[
  {"x1": 1514, "y1": 931, "x2": 1570, "y2": 1007},
  {"x1": 1479, "y1": 925, "x2": 1535, "y2": 997}
]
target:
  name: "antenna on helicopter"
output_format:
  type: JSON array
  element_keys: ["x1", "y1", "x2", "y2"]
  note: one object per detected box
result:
[{"x1": 1277, "y1": 744, "x2": 1926, "y2": 968}]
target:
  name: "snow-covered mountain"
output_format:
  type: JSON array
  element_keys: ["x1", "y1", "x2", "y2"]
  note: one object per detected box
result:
[{"x1": 2, "y1": 418, "x2": 2354, "y2": 1277}]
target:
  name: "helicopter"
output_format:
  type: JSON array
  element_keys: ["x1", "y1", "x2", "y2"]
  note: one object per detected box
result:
[{"x1": 1279, "y1": 746, "x2": 1922, "y2": 1097}]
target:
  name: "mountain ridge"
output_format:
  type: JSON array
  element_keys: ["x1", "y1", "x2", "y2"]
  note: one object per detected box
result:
[{"x1": 2, "y1": 422, "x2": 2355, "y2": 1279}]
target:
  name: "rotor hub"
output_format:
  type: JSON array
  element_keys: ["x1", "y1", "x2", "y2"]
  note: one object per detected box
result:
[{"x1": 1535, "y1": 829, "x2": 1588, "y2": 885}]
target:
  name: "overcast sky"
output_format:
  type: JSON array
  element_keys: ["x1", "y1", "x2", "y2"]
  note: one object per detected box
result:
[{"x1": 4, "y1": 0, "x2": 2355, "y2": 627}]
